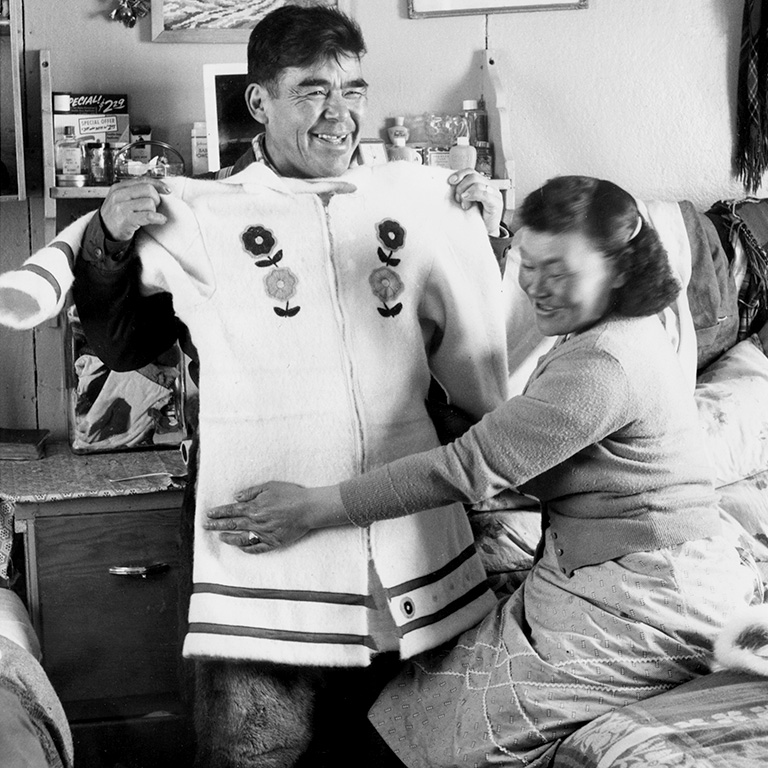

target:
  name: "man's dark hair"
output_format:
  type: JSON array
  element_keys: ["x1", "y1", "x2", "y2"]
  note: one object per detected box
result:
[{"x1": 247, "y1": 4, "x2": 366, "y2": 94}]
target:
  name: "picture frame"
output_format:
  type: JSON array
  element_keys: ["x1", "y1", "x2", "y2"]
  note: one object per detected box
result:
[
  {"x1": 408, "y1": 0, "x2": 587, "y2": 18},
  {"x1": 357, "y1": 139, "x2": 389, "y2": 167},
  {"x1": 152, "y1": 0, "x2": 340, "y2": 44},
  {"x1": 202, "y1": 62, "x2": 254, "y2": 172}
]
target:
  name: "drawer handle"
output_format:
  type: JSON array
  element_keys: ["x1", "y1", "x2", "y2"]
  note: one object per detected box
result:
[{"x1": 108, "y1": 562, "x2": 170, "y2": 578}]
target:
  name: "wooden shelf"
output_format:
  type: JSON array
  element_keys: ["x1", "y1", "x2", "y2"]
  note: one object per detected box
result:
[{"x1": 50, "y1": 186, "x2": 110, "y2": 199}]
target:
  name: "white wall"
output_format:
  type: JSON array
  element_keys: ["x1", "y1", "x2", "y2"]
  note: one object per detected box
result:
[
  {"x1": 23, "y1": 0, "x2": 757, "y2": 210},
  {"x1": 354, "y1": 0, "x2": 752, "y2": 209},
  {"x1": 484, "y1": 0, "x2": 750, "y2": 209}
]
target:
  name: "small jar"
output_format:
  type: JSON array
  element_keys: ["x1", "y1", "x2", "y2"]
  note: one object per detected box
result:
[{"x1": 85, "y1": 142, "x2": 113, "y2": 186}]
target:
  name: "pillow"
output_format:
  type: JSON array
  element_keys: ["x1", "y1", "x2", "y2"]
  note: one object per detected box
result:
[
  {"x1": 716, "y1": 470, "x2": 768, "y2": 589},
  {"x1": 0, "y1": 590, "x2": 40, "y2": 660},
  {"x1": 695, "y1": 336, "x2": 768, "y2": 488}
]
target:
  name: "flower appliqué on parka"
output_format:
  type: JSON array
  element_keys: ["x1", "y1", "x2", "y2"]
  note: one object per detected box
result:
[
  {"x1": 241, "y1": 225, "x2": 301, "y2": 318},
  {"x1": 371, "y1": 218, "x2": 406, "y2": 317}
]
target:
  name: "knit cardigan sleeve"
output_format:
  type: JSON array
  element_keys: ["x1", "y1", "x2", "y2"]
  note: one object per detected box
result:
[{"x1": 341, "y1": 340, "x2": 631, "y2": 526}]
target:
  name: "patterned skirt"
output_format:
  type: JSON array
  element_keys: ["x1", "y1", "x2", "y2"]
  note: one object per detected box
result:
[{"x1": 369, "y1": 532, "x2": 762, "y2": 768}]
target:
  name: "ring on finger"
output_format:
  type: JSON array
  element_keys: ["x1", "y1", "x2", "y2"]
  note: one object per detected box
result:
[{"x1": 247, "y1": 531, "x2": 261, "y2": 546}]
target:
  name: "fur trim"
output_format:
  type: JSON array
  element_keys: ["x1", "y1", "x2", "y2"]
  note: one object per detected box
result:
[{"x1": 712, "y1": 603, "x2": 768, "y2": 676}]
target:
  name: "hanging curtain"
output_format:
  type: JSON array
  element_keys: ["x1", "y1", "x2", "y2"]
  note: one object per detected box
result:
[{"x1": 735, "y1": 0, "x2": 768, "y2": 194}]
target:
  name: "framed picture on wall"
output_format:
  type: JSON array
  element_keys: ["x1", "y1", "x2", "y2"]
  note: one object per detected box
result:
[
  {"x1": 152, "y1": 0, "x2": 340, "y2": 43},
  {"x1": 202, "y1": 62, "x2": 255, "y2": 172},
  {"x1": 408, "y1": 0, "x2": 587, "y2": 18}
]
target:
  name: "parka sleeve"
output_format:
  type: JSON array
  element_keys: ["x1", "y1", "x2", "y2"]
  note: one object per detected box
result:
[{"x1": 419, "y1": 198, "x2": 509, "y2": 421}]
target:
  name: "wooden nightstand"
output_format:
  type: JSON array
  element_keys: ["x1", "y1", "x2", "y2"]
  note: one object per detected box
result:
[{"x1": 1, "y1": 443, "x2": 194, "y2": 767}]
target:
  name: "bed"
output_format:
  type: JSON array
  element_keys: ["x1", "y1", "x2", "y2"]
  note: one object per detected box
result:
[
  {"x1": 468, "y1": 195, "x2": 768, "y2": 766},
  {"x1": 0, "y1": 588, "x2": 73, "y2": 768}
]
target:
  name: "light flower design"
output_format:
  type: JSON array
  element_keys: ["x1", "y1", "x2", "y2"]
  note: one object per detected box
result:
[
  {"x1": 265, "y1": 267, "x2": 300, "y2": 317},
  {"x1": 369, "y1": 267, "x2": 403, "y2": 317},
  {"x1": 264, "y1": 268, "x2": 298, "y2": 302},
  {"x1": 369, "y1": 267, "x2": 403, "y2": 302}
]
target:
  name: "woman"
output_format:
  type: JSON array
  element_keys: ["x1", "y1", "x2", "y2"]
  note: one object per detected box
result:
[{"x1": 205, "y1": 176, "x2": 763, "y2": 767}]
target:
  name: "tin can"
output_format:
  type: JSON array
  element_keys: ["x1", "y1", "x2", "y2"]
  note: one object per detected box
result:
[{"x1": 56, "y1": 174, "x2": 88, "y2": 188}]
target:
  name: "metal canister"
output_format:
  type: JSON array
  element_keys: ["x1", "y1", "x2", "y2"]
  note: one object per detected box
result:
[{"x1": 56, "y1": 174, "x2": 88, "y2": 188}]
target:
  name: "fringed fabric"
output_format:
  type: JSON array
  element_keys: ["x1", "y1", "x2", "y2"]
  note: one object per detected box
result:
[{"x1": 735, "y1": 0, "x2": 768, "y2": 194}]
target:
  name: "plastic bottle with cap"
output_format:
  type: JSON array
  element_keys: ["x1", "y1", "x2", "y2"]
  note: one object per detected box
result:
[
  {"x1": 448, "y1": 135, "x2": 477, "y2": 171},
  {"x1": 387, "y1": 136, "x2": 421, "y2": 164},
  {"x1": 387, "y1": 116, "x2": 410, "y2": 145}
]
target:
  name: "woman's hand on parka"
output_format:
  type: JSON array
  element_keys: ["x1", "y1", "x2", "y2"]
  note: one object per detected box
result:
[
  {"x1": 448, "y1": 169, "x2": 504, "y2": 237},
  {"x1": 203, "y1": 481, "x2": 348, "y2": 553}
]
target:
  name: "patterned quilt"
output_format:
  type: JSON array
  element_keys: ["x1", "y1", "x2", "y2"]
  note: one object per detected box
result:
[{"x1": 553, "y1": 670, "x2": 768, "y2": 767}]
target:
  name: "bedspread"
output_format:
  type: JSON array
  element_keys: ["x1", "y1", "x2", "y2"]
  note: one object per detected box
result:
[{"x1": 553, "y1": 670, "x2": 768, "y2": 768}]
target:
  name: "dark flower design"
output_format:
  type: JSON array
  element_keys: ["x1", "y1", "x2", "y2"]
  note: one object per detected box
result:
[
  {"x1": 376, "y1": 219, "x2": 406, "y2": 266},
  {"x1": 243, "y1": 225, "x2": 283, "y2": 268},
  {"x1": 369, "y1": 267, "x2": 403, "y2": 317},
  {"x1": 376, "y1": 219, "x2": 406, "y2": 251},
  {"x1": 242, "y1": 225, "x2": 276, "y2": 256}
]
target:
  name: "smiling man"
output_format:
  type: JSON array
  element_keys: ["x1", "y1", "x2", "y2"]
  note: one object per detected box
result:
[
  {"x1": 69, "y1": 6, "x2": 508, "y2": 768},
  {"x1": 244, "y1": 18, "x2": 368, "y2": 179}
]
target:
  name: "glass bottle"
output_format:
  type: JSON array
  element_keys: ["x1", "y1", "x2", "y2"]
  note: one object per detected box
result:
[
  {"x1": 462, "y1": 99, "x2": 489, "y2": 146},
  {"x1": 55, "y1": 126, "x2": 83, "y2": 175},
  {"x1": 85, "y1": 142, "x2": 113, "y2": 185}
]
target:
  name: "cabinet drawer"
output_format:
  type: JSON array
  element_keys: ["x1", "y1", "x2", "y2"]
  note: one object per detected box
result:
[{"x1": 34, "y1": 507, "x2": 183, "y2": 718}]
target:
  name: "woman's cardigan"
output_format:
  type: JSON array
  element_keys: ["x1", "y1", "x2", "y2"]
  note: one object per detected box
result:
[
  {"x1": 0, "y1": 162, "x2": 509, "y2": 666},
  {"x1": 342, "y1": 316, "x2": 722, "y2": 576}
]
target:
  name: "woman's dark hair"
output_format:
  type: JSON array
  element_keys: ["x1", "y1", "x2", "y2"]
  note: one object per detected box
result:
[
  {"x1": 519, "y1": 175, "x2": 680, "y2": 317},
  {"x1": 247, "y1": 4, "x2": 367, "y2": 95}
]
